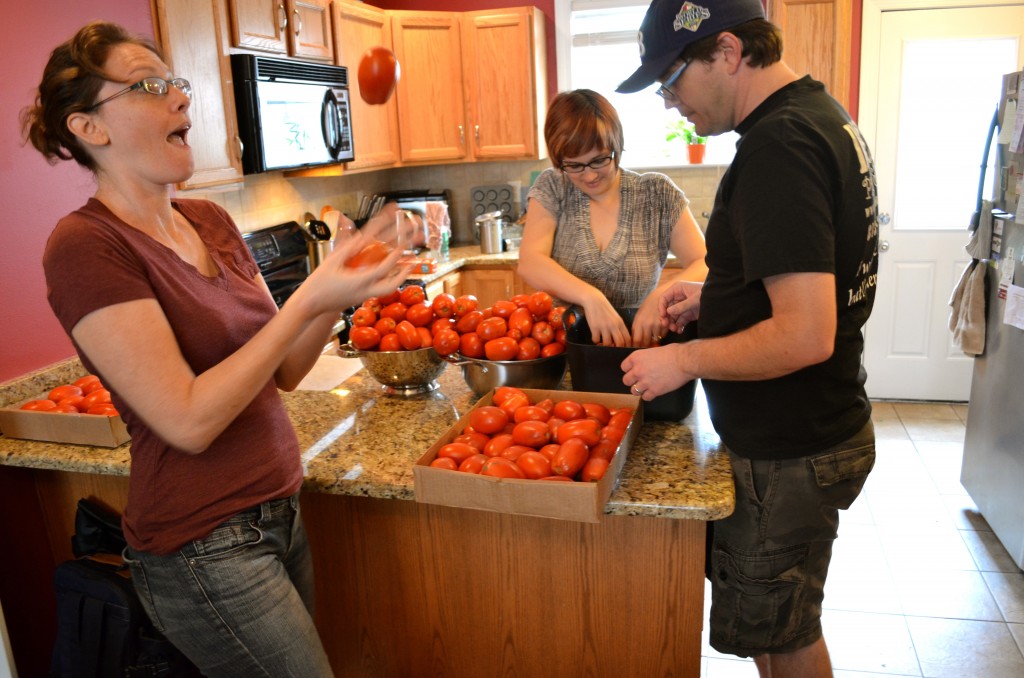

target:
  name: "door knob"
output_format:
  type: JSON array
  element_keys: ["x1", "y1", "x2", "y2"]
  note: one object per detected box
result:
[{"x1": 879, "y1": 240, "x2": 890, "y2": 252}]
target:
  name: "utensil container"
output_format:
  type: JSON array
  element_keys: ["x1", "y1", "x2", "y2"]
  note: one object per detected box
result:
[{"x1": 476, "y1": 211, "x2": 505, "y2": 254}]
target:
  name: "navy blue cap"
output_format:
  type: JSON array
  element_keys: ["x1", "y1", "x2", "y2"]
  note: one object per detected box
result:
[{"x1": 616, "y1": 0, "x2": 766, "y2": 93}]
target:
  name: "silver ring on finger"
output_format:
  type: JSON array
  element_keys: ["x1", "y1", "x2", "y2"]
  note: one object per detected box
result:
[{"x1": 632, "y1": 384, "x2": 644, "y2": 396}]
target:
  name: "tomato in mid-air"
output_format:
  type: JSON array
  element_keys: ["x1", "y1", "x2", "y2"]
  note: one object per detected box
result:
[
  {"x1": 469, "y1": 406, "x2": 509, "y2": 435},
  {"x1": 350, "y1": 306, "x2": 377, "y2": 327},
  {"x1": 357, "y1": 46, "x2": 400, "y2": 105},
  {"x1": 484, "y1": 337, "x2": 518, "y2": 361},
  {"x1": 399, "y1": 285, "x2": 426, "y2": 307},
  {"x1": 430, "y1": 293, "x2": 456, "y2": 318},
  {"x1": 349, "y1": 326, "x2": 382, "y2": 350},
  {"x1": 21, "y1": 399, "x2": 57, "y2": 412},
  {"x1": 345, "y1": 240, "x2": 390, "y2": 268}
]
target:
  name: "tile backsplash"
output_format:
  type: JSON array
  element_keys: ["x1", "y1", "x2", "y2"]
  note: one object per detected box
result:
[{"x1": 189, "y1": 160, "x2": 724, "y2": 244}]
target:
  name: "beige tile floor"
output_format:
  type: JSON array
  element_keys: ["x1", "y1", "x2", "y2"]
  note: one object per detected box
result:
[{"x1": 700, "y1": 401, "x2": 1024, "y2": 678}]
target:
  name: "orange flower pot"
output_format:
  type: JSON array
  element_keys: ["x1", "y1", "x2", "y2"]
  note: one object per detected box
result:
[{"x1": 687, "y1": 143, "x2": 706, "y2": 165}]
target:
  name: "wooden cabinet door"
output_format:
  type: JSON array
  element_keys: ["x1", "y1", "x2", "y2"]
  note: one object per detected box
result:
[
  {"x1": 154, "y1": 0, "x2": 244, "y2": 190},
  {"x1": 443, "y1": 271, "x2": 463, "y2": 298},
  {"x1": 462, "y1": 7, "x2": 546, "y2": 160},
  {"x1": 333, "y1": 0, "x2": 400, "y2": 170},
  {"x1": 391, "y1": 11, "x2": 468, "y2": 163},
  {"x1": 229, "y1": 0, "x2": 288, "y2": 54},
  {"x1": 462, "y1": 268, "x2": 515, "y2": 308},
  {"x1": 289, "y1": 0, "x2": 333, "y2": 62},
  {"x1": 767, "y1": 0, "x2": 852, "y2": 111}
]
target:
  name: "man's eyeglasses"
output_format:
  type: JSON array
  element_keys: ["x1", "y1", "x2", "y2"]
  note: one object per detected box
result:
[
  {"x1": 87, "y1": 77, "x2": 192, "y2": 111},
  {"x1": 656, "y1": 59, "x2": 691, "y2": 101},
  {"x1": 561, "y1": 152, "x2": 616, "y2": 174}
]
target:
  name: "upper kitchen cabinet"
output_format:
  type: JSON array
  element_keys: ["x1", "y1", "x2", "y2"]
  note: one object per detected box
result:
[
  {"x1": 333, "y1": 0, "x2": 400, "y2": 170},
  {"x1": 391, "y1": 11, "x2": 468, "y2": 163},
  {"x1": 229, "y1": 0, "x2": 334, "y2": 62},
  {"x1": 462, "y1": 7, "x2": 546, "y2": 160},
  {"x1": 153, "y1": 0, "x2": 244, "y2": 190},
  {"x1": 767, "y1": 0, "x2": 852, "y2": 111}
]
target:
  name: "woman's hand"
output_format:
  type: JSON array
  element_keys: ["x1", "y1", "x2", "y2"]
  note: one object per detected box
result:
[
  {"x1": 299, "y1": 232, "x2": 411, "y2": 316},
  {"x1": 582, "y1": 295, "x2": 631, "y2": 347},
  {"x1": 631, "y1": 295, "x2": 668, "y2": 347},
  {"x1": 660, "y1": 281, "x2": 703, "y2": 333}
]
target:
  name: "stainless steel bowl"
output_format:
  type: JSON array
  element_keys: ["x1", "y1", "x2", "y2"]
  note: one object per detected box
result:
[
  {"x1": 444, "y1": 353, "x2": 568, "y2": 397},
  {"x1": 338, "y1": 344, "x2": 447, "y2": 395}
]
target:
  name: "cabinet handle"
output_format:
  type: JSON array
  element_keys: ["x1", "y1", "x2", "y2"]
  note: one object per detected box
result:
[
  {"x1": 278, "y1": 4, "x2": 287, "y2": 32},
  {"x1": 458, "y1": 125, "x2": 465, "y2": 147},
  {"x1": 235, "y1": 135, "x2": 244, "y2": 160},
  {"x1": 293, "y1": 9, "x2": 302, "y2": 36},
  {"x1": 475, "y1": 124, "x2": 480, "y2": 144}
]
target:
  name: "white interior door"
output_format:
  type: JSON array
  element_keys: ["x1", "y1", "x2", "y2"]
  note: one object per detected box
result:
[{"x1": 858, "y1": 0, "x2": 1024, "y2": 401}]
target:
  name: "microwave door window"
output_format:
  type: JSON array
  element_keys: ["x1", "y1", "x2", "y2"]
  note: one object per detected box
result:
[
  {"x1": 322, "y1": 91, "x2": 342, "y2": 161},
  {"x1": 258, "y1": 81, "x2": 335, "y2": 170}
]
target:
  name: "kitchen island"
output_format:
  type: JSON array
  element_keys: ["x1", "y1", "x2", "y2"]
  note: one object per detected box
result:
[{"x1": 0, "y1": 350, "x2": 732, "y2": 677}]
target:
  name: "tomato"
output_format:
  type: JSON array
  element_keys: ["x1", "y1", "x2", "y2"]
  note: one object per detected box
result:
[
  {"x1": 86, "y1": 403, "x2": 119, "y2": 416},
  {"x1": 432, "y1": 329, "x2": 461, "y2": 356},
  {"x1": 480, "y1": 457, "x2": 526, "y2": 479},
  {"x1": 490, "y1": 300, "x2": 517, "y2": 319},
  {"x1": 505, "y1": 328, "x2": 524, "y2": 342},
  {"x1": 459, "y1": 333, "x2": 485, "y2": 358},
  {"x1": 395, "y1": 321, "x2": 421, "y2": 351},
  {"x1": 513, "y1": 405, "x2": 550, "y2": 424},
  {"x1": 476, "y1": 317, "x2": 508, "y2": 342},
  {"x1": 53, "y1": 404, "x2": 80, "y2": 414},
  {"x1": 510, "y1": 293, "x2": 531, "y2": 308},
  {"x1": 541, "y1": 342, "x2": 565, "y2": 357},
  {"x1": 556, "y1": 418, "x2": 602, "y2": 446},
  {"x1": 379, "y1": 288, "x2": 401, "y2": 305},
  {"x1": 453, "y1": 295, "x2": 479, "y2": 317},
  {"x1": 608, "y1": 410, "x2": 634, "y2": 431},
  {"x1": 538, "y1": 443, "x2": 561, "y2": 461},
  {"x1": 470, "y1": 406, "x2": 509, "y2": 435},
  {"x1": 79, "y1": 378, "x2": 106, "y2": 395},
  {"x1": 500, "y1": 445, "x2": 534, "y2": 462},
  {"x1": 535, "y1": 398, "x2": 554, "y2": 414},
  {"x1": 349, "y1": 326, "x2": 382, "y2": 350},
  {"x1": 350, "y1": 306, "x2": 377, "y2": 327},
  {"x1": 530, "y1": 321, "x2": 555, "y2": 346},
  {"x1": 515, "y1": 451, "x2": 552, "y2": 480},
  {"x1": 546, "y1": 417, "x2": 566, "y2": 436},
  {"x1": 345, "y1": 240, "x2": 390, "y2": 268},
  {"x1": 399, "y1": 285, "x2": 426, "y2": 306},
  {"x1": 379, "y1": 333, "x2": 402, "y2": 352},
  {"x1": 589, "y1": 439, "x2": 619, "y2": 462},
  {"x1": 512, "y1": 420, "x2": 550, "y2": 448},
  {"x1": 80, "y1": 389, "x2": 113, "y2": 411},
  {"x1": 20, "y1": 399, "x2": 57, "y2": 411},
  {"x1": 516, "y1": 337, "x2": 541, "y2": 361},
  {"x1": 555, "y1": 329, "x2": 568, "y2": 345},
  {"x1": 454, "y1": 431, "x2": 489, "y2": 452},
  {"x1": 458, "y1": 454, "x2": 488, "y2": 474},
  {"x1": 600, "y1": 426, "x2": 625, "y2": 448},
  {"x1": 548, "y1": 305, "x2": 567, "y2": 328},
  {"x1": 582, "y1": 402, "x2": 611, "y2": 426},
  {"x1": 551, "y1": 437, "x2": 589, "y2": 477},
  {"x1": 48, "y1": 384, "x2": 83, "y2": 402},
  {"x1": 405, "y1": 302, "x2": 434, "y2": 327},
  {"x1": 431, "y1": 293, "x2": 456, "y2": 318},
  {"x1": 454, "y1": 310, "x2": 485, "y2": 334},
  {"x1": 553, "y1": 400, "x2": 585, "y2": 421},
  {"x1": 507, "y1": 307, "x2": 534, "y2": 337},
  {"x1": 493, "y1": 386, "x2": 529, "y2": 407},
  {"x1": 430, "y1": 318, "x2": 454, "y2": 335},
  {"x1": 416, "y1": 327, "x2": 433, "y2": 348},
  {"x1": 484, "y1": 337, "x2": 519, "y2": 361},
  {"x1": 357, "y1": 46, "x2": 400, "y2": 105},
  {"x1": 374, "y1": 317, "x2": 397, "y2": 336},
  {"x1": 483, "y1": 432, "x2": 515, "y2": 457},
  {"x1": 527, "y1": 291, "x2": 554, "y2": 319},
  {"x1": 73, "y1": 375, "x2": 101, "y2": 390},
  {"x1": 539, "y1": 475, "x2": 574, "y2": 482},
  {"x1": 430, "y1": 457, "x2": 458, "y2": 471},
  {"x1": 580, "y1": 457, "x2": 610, "y2": 482},
  {"x1": 361, "y1": 296, "x2": 384, "y2": 314},
  {"x1": 498, "y1": 392, "x2": 531, "y2": 419},
  {"x1": 437, "y1": 442, "x2": 478, "y2": 465},
  {"x1": 57, "y1": 395, "x2": 85, "y2": 412},
  {"x1": 380, "y1": 302, "x2": 409, "y2": 322}
]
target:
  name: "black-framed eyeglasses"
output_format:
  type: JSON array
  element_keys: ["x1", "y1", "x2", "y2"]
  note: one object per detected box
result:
[
  {"x1": 87, "y1": 77, "x2": 192, "y2": 111},
  {"x1": 656, "y1": 59, "x2": 691, "y2": 101},
  {"x1": 561, "y1": 151, "x2": 616, "y2": 174}
]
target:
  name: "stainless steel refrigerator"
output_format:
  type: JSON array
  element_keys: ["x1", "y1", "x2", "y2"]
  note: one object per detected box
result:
[{"x1": 960, "y1": 70, "x2": 1024, "y2": 570}]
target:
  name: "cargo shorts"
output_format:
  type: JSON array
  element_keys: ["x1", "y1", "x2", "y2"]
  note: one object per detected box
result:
[{"x1": 707, "y1": 420, "x2": 875, "y2": 658}]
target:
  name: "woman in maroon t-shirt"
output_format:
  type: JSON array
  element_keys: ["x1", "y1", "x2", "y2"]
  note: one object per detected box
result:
[{"x1": 22, "y1": 21, "x2": 408, "y2": 675}]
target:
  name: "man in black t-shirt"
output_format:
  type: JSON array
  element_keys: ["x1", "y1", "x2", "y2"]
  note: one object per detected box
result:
[{"x1": 617, "y1": 2, "x2": 879, "y2": 676}]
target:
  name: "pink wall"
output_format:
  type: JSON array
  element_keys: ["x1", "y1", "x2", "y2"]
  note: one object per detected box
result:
[{"x1": 2, "y1": 1, "x2": 153, "y2": 383}]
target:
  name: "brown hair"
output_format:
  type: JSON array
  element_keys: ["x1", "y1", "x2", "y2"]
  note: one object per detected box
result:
[
  {"x1": 20, "y1": 21, "x2": 161, "y2": 171},
  {"x1": 543, "y1": 89, "x2": 624, "y2": 170},
  {"x1": 682, "y1": 18, "x2": 783, "y2": 68}
]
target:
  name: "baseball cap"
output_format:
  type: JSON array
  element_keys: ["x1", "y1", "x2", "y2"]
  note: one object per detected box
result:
[{"x1": 616, "y1": 0, "x2": 766, "y2": 93}]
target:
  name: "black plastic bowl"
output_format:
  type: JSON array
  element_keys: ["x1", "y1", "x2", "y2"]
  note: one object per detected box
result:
[{"x1": 565, "y1": 307, "x2": 697, "y2": 421}]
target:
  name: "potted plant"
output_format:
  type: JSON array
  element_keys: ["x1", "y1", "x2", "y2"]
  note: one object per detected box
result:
[{"x1": 665, "y1": 119, "x2": 707, "y2": 165}]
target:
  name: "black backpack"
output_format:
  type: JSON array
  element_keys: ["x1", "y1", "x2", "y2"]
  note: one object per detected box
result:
[{"x1": 49, "y1": 500, "x2": 197, "y2": 678}]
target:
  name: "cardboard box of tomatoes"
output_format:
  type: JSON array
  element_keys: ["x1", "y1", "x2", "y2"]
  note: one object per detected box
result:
[
  {"x1": 0, "y1": 394, "x2": 129, "y2": 448},
  {"x1": 413, "y1": 388, "x2": 642, "y2": 523}
]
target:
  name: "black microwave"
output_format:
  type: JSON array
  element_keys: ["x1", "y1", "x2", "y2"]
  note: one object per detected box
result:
[{"x1": 230, "y1": 54, "x2": 355, "y2": 174}]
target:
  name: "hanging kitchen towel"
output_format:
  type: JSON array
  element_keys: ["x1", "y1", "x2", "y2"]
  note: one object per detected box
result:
[
  {"x1": 948, "y1": 259, "x2": 987, "y2": 356},
  {"x1": 966, "y1": 200, "x2": 994, "y2": 260}
]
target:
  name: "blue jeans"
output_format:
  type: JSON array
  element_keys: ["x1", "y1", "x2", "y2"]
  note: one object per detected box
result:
[{"x1": 124, "y1": 494, "x2": 333, "y2": 677}]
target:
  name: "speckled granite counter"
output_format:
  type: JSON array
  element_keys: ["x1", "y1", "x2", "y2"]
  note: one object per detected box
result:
[{"x1": 0, "y1": 355, "x2": 734, "y2": 521}]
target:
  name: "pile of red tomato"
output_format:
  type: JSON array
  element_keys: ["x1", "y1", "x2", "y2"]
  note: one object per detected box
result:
[
  {"x1": 348, "y1": 285, "x2": 570, "y2": 362},
  {"x1": 18, "y1": 375, "x2": 118, "y2": 416},
  {"x1": 428, "y1": 386, "x2": 633, "y2": 482}
]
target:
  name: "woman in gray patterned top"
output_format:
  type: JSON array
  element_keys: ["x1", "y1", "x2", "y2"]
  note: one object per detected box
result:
[{"x1": 520, "y1": 89, "x2": 708, "y2": 347}]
